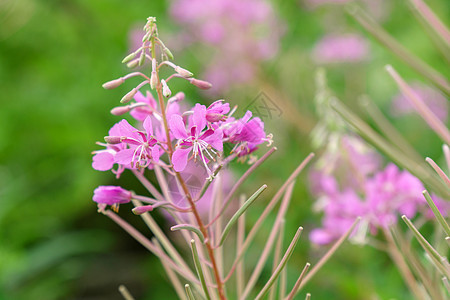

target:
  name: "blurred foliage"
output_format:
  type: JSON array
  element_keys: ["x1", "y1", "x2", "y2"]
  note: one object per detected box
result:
[{"x1": 0, "y1": 0, "x2": 448, "y2": 299}]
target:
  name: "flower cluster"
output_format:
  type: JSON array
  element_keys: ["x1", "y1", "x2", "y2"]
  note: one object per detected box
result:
[
  {"x1": 309, "y1": 135, "x2": 429, "y2": 245},
  {"x1": 92, "y1": 17, "x2": 272, "y2": 213},
  {"x1": 168, "y1": 0, "x2": 284, "y2": 94}
]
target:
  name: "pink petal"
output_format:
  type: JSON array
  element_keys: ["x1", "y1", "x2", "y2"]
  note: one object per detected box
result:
[
  {"x1": 143, "y1": 115, "x2": 153, "y2": 136},
  {"x1": 192, "y1": 103, "x2": 206, "y2": 131},
  {"x1": 151, "y1": 146, "x2": 160, "y2": 162},
  {"x1": 310, "y1": 229, "x2": 333, "y2": 245},
  {"x1": 203, "y1": 129, "x2": 223, "y2": 151},
  {"x1": 118, "y1": 119, "x2": 140, "y2": 140},
  {"x1": 92, "y1": 152, "x2": 114, "y2": 171},
  {"x1": 133, "y1": 91, "x2": 147, "y2": 103},
  {"x1": 172, "y1": 148, "x2": 192, "y2": 172},
  {"x1": 169, "y1": 115, "x2": 189, "y2": 139},
  {"x1": 114, "y1": 148, "x2": 135, "y2": 166}
]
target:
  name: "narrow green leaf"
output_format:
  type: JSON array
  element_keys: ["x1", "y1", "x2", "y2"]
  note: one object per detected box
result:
[
  {"x1": 298, "y1": 217, "x2": 361, "y2": 292},
  {"x1": 423, "y1": 190, "x2": 450, "y2": 236},
  {"x1": 185, "y1": 284, "x2": 196, "y2": 300},
  {"x1": 171, "y1": 225, "x2": 205, "y2": 243},
  {"x1": 346, "y1": 4, "x2": 450, "y2": 95},
  {"x1": 190, "y1": 240, "x2": 212, "y2": 300},
  {"x1": 219, "y1": 184, "x2": 267, "y2": 246},
  {"x1": 255, "y1": 227, "x2": 303, "y2": 300},
  {"x1": 402, "y1": 215, "x2": 450, "y2": 278}
]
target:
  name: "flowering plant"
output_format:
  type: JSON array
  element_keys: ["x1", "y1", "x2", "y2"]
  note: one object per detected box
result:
[{"x1": 91, "y1": 17, "x2": 356, "y2": 299}]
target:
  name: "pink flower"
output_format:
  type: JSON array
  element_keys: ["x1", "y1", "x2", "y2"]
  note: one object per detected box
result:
[
  {"x1": 220, "y1": 110, "x2": 270, "y2": 156},
  {"x1": 93, "y1": 186, "x2": 132, "y2": 211},
  {"x1": 130, "y1": 90, "x2": 158, "y2": 121},
  {"x1": 170, "y1": 104, "x2": 223, "y2": 175},
  {"x1": 114, "y1": 116, "x2": 161, "y2": 168},
  {"x1": 310, "y1": 189, "x2": 365, "y2": 245},
  {"x1": 365, "y1": 164, "x2": 425, "y2": 229},
  {"x1": 391, "y1": 82, "x2": 448, "y2": 123},
  {"x1": 312, "y1": 34, "x2": 369, "y2": 64},
  {"x1": 205, "y1": 100, "x2": 230, "y2": 122}
]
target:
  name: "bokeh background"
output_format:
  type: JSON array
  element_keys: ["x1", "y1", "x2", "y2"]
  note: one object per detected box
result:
[{"x1": 1, "y1": 0, "x2": 449, "y2": 299}]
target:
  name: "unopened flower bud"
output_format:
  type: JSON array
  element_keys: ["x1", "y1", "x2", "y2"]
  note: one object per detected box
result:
[
  {"x1": 110, "y1": 105, "x2": 131, "y2": 115},
  {"x1": 150, "y1": 72, "x2": 158, "y2": 89},
  {"x1": 175, "y1": 66, "x2": 193, "y2": 78},
  {"x1": 161, "y1": 79, "x2": 171, "y2": 97},
  {"x1": 122, "y1": 52, "x2": 137, "y2": 64},
  {"x1": 138, "y1": 51, "x2": 146, "y2": 66},
  {"x1": 189, "y1": 78, "x2": 212, "y2": 90},
  {"x1": 93, "y1": 186, "x2": 132, "y2": 206},
  {"x1": 132, "y1": 205, "x2": 154, "y2": 215},
  {"x1": 142, "y1": 31, "x2": 151, "y2": 43},
  {"x1": 164, "y1": 47, "x2": 174, "y2": 60},
  {"x1": 102, "y1": 78, "x2": 124, "y2": 89},
  {"x1": 150, "y1": 59, "x2": 158, "y2": 89},
  {"x1": 121, "y1": 88, "x2": 138, "y2": 103},
  {"x1": 104, "y1": 136, "x2": 123, "y2": 144},
  {"x1": 127, "y1": 59, "x2": 139, "y2": 68}
]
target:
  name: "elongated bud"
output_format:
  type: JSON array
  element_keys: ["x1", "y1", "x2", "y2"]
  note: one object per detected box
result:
[
  {"x1": 142, "y1": 31, "x2": 151, "y2": 43},
  {"x1": 175, "y1": 66, "x2": 193, "y2": 78},
  {"x1": 132, "y1": 205, "x2": 153, "y2": 215},
  {"x1": 104, "y1": 136, "x2": 123, "y2": 144},
  {"x1": 122, "y1": 52, "x2": 137, "y2": 64},
  {"x1": 127, "y1": 59, "x2": 139, "y2": 68},
  {"x1": 138, "y1": 51, "x2": 146, "y2": 66},
  {"x1": 161, "y1": 79, "x2": 171, "y2": 97},
  {"x1": 163, "y1": 47, "x2": 174, "y2": 60},
  {"x1": 189, "y1": 78, "x2": 212, "y2": 90},
  {"x1": 121, "y1": 88, "x2": 137, "y2": 103},
  {"x1": 150, "y1": 59, "x2": 158, "y2": 89},
  {"x1": 102, "y1": 78, "x2": 124, "y2": 89},
  {"x1": 110, "y1": 105, "x2": 131, "y2": 116}
]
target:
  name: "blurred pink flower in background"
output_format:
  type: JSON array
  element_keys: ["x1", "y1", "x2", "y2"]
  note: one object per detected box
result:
[
  {"x1": 169, "y1": 0, "x2": 284, "y2": 94},
  {"x1": 364, "y1": 164, "x2": 425, "y2": 230},
  {"x1": 391, "y1": 82, "x2": 448, "y2": 123},
  {"x1": 309, "y1": 135, "x2": 381, "y2": 196},
  {"x1": 312, "y1": 34, "x2": 370, "y2": 64},
  {"x1": 309, "y1": 135, "x2": 428, "y2": 245}
]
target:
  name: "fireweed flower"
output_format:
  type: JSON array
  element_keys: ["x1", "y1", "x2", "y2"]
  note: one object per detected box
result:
[
  {"x1": 113, "y1": 116, "x2": 161, "y2": 169},
  {"x1": 310, "y1": 153, "x2": 426, "y2": 244},
  {"x1": 170, "y1": 104, "x2": 223, "y2": 176},
  {"x1": 365, "y1": 163, "x2": 425, "y2": 230},
  {"x1": 312, "y1": 34, "x2": 370, "y2": 64},
  {"x1": 129, "y1": 90, "x2": 158, "y2": 121},
  {"x1": 93, "y1": 185, "x2": 133, "y2": 212},
  {"x1": 205, "y1": 99, "x2": 230, "y2": 122},
  {"x1": 391, "y1": 82, "x2": 448, "y2": 123}
]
